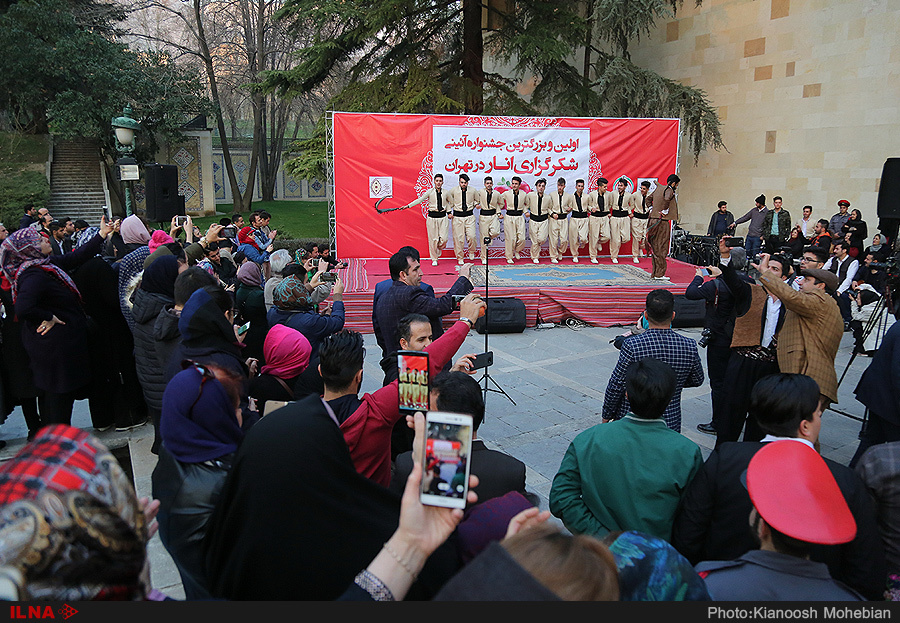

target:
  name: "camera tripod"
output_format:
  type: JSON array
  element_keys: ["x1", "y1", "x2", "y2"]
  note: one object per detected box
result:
[
  {"x1": 477, "y1": 236, "x2": 516, "y2": 407},
  {"x1": 831, "y1": 289, "x2": 894, "y2": 424}
]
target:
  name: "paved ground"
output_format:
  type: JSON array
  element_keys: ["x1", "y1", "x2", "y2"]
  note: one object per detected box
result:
[{"x1": 0, "y1": 321, "x2": 874, "y2": 599}]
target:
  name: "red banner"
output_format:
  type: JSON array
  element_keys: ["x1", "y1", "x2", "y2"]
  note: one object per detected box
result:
[{"x1": 333, "y1": 113, "x2": 680, "y2": 258}]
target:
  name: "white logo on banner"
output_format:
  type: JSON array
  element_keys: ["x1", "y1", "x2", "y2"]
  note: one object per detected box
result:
[
  {"x1": 432, "y1": 125, "x2": 590, "y2": 189},
  {"x1": 369, "y1": 176, "x2": 393, "y2": 198}
]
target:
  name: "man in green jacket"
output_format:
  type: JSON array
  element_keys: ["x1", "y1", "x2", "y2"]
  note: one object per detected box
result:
[{"x1": 549, "y1": 357, "x2": 703, "y2": 541}]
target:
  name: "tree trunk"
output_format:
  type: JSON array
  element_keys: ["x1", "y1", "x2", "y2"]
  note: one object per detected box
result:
[
  {"x1": 462, "y1": 0, "x2": 484, "y2": 115},
  {"x1": 194, "y1": 0, "x2": 252, "y2": 211},
  {"x1": 582, "y1": 0, "x2": 594, "y2": 113}
]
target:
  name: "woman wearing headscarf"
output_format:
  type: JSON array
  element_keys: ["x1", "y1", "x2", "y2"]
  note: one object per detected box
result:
[
  {"x1": 69, "y1": 254, "x2": 148, "y2": 433},
  {"x1": 234, "y1": 260, "x2": 267, "y2": 364},
  {"x1": 108, "y1": 214, "x2": 151, "y2": 260},
  {"x1": 841, "y1": 209, "x2": 868, "y2": 259},
  {"x1": 116, "y1": 230, "x2": 155, "y2": 331},
  {"x1": 247, "y1": 324, "x2": 311, "y2": 415},
  {"x1": 202, "y1": 395, "x2": 461, "y2": 600},
  {"x1": 0, "y1": 219, "x2": 113, "y2": 426},
  {"x1": 132, "y1": 253, "x2": 185, "y2": 453},
  {"x1": 866, "y1": 233, "x2": 890, "y2": 263},
  {"x1": 604, "y1": 530, "x2": 711, "y2": 601},
  {"x1": 236, "y1": 226, "x2": 272, "y2": 265},
  {"x1": 166, "y1": 284, "x2": 248, "y2": 385},
  {"x1": 0, "y1": 424, "x2": 157, "y2": 600},
  {"x1": 152, "y1": 362, "x2": 249, "y2": 600}
]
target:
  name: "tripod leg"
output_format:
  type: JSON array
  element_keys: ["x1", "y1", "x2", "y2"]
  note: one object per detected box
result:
[{"x1": 477, "y1": 371, "x2": 517, "y2": 405}]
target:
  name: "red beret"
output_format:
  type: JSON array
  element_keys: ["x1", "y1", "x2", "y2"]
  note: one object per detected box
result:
[{"x1": 838, "y1": 200, "x2": 850, "y2": 207}]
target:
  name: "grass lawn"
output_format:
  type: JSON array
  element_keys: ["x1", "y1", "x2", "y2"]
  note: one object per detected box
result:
[{"x1": 190, "y1": 200, "x2": 330, "y2": 240}]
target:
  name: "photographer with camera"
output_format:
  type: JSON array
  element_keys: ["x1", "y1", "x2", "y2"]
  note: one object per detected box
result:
[
  {"x1": 685, "y1": 248, "x2": 749, "y2": 436},
  {"x1": 714, "y1": 237, "x2": 788, "y2": 446}
]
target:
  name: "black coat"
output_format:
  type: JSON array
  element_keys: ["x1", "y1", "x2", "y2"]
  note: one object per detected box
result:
[
  {"x1": 390, "y1": 439, "x2": 528, "y2": 507},
  {"x1": 671, "y1": 440, "x2": 887, "y2": 600},
  {"x1": 372, "y1": 277, "x2": 472, "y2": 359},
  {"x1": 684, "y1": 275, "x2": 741, "y2": 348},
  {"x1": 131, "y1": 288, "x2": 174, "y2": 413},
  {"x1": 14, "y1": 234, "x2": 104, "y2": 394},
  {"x1": 854, "y1": 321, "x2": 900, "y2": 426}
]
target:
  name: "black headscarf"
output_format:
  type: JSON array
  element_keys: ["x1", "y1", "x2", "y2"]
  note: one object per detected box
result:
[
  {"x1": 140, "y1": 254, "x2": 180, "y2": 299},
  {"x1": 202, "y1": 394, "x2": 460, "y2": 600},
  {"x1": 170, "y1": 286, "x2": 246, "y2": 381}
]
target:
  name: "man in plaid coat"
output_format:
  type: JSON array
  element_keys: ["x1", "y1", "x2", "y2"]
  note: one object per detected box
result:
[{"x1": 602, "y1": 289, "x2": 704, "y2": 432}]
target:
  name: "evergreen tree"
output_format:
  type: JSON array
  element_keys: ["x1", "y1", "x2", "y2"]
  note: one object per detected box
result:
[{"x1": 270, "y1": 0, "x2": 723, "y2": 181}]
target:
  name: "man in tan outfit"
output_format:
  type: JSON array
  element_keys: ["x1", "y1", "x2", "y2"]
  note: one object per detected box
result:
[
  {"x1": 526, "y1": 178, "x2": 550, "y2": 263},
  {"x1": 647, "y1": 174, "x2": 680, "y2": 280},
  {"x1": 548, "y1": 178, "x2": 574, "y2": 263},
  {"x1": 404, "y1": 173, "x2": 451, "y2": 266},
  {"x1": 500, "y1": 176, "x2": 528, "y2": 264},
  {"x1": 446, "y1": 173, "x2": 478, "y2": 265},
  {"x1": 631, "y1": 180, "x2": 652, "y2": 264},
  {"x1": 476, "y1": 175, "x2": 504, "y2": 265},
  {"x1": 609, "y1": 178, "x2": 635, "y2": 264},
  {"x1": 568, "y1": 179, "x2": 591, "y2": 263},
  {"x1": 755, "y1": 258, "x2": 843, "y2": 408},
  {"x1": 587, "y1": 177, "x2": 612, "y2": 263}
]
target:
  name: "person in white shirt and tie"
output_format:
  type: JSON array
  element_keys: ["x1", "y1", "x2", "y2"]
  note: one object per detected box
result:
[
  {"x1": 476, "y1": 176, "x2": 504, "y2": 265},
  {"x1": 403, "y1": 173, "x2": 451, "y2": 266},
  {"x1": 548, "y1": 178, "x2": 574, "y2": 263},
  {"x1": 568, "y1": 179, "x2": 591, "y2": 263},
  {"x1": 525, "y1": 178, "x2": 550, "y2": 263},
  {"x1": 446, "y1": 173, "x2": 479, "y2": 265},
  {"x1": 631, "y1": 181, "x2": 652, "y2": 263},
  {"x1": 609, "y1": 177, "x2": 635, "y2": 264},
  {"x1": 500, "y1": 176, "x2": 529, "y2": 264}
]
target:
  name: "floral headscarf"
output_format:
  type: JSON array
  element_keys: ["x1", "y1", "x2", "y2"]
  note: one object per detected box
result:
[
  {"x1": 0, "y1": 425, "x2": 148, "y2": 600},
  {"x1": 0, "y1": 227, "x2": 82, "y2": 303},
  {"x1": 273, "y1": 274, "x2": 311, "y2": 311}
]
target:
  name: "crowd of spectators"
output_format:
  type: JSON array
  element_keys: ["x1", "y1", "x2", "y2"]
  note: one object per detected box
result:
[{"x1": 0, "y1": 198, "x2": 897, "y2": 604}]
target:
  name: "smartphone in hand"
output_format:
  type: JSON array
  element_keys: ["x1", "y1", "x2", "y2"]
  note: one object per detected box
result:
[
  {"x1": 420, "y1": 411, "x2": 474, "y2": 509},
  {"x1": 398, "y1": 350, "x2": 429, "y2": 415}
]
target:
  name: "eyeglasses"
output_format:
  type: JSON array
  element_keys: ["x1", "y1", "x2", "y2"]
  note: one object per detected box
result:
[
  {"x1": 800, "y1": 256, "x2": 817, "y2": 263},
  {"x1": 185, "y1": 361, "x2": 216, "y2": 414}
]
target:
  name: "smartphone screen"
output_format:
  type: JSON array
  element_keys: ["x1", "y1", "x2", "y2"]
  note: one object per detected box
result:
[
  {"x1": 420, "y1": 411, "x2": 473, "y2": 509},
  {"x1": 237, "y1": 320, "x2": 251, "y2": 335},
  {"x1": 397, "y1": 350, "x2": 429, "y2": 415},
  {"x1": 700, "y1": 268, "x2": 710, "y2": 277}
]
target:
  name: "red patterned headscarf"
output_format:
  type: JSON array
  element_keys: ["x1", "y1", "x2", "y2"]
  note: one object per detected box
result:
[
  {"x1": 0, "y1": 425, "x2": 148, "y2": 600},
  {"x1": 0, "y1": 227, "x2": 82, "y2": 303}
]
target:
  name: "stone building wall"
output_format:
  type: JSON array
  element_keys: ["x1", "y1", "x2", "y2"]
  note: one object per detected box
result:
[{"x1": 627, "y1": 0, "x2": 900, "y2": 240}]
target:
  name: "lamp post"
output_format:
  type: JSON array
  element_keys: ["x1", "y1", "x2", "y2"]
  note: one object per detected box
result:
[{"x1": 111, "y1": 105, "x2": 142, "y2": 217}]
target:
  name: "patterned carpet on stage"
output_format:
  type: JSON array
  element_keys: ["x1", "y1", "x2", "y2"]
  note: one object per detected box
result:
[{"x1": 469, "y1": 262, "x2": 657, "y2": 287}]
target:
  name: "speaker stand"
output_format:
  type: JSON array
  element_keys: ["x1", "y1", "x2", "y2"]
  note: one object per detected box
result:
[{"x1": 477, "y1": 237, "x2": 516, "y2": 408}]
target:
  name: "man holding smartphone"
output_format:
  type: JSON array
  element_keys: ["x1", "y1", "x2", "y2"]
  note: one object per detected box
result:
[{"x1": 322, "y1": 294, "x2": 485, "y2": 487}]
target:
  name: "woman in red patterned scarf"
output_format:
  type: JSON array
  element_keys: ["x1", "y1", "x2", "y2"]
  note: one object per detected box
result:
[{"x1": 0, "y1": 424, "x2": 161, "y2": 600}]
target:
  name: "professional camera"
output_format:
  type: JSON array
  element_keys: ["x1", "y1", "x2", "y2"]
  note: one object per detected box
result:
[{"x1": 697, "y1": 327, "x2": 712, "y2": 348}]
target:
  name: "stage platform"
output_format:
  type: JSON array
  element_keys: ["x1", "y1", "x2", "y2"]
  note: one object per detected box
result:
[{"x1": 332, "y1": 251, "x2": 700, "y2": 334}]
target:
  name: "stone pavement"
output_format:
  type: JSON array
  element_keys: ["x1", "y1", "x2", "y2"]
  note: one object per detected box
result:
[{"x1": 0, "y1": 322, "x2": 874, "y2": 600}]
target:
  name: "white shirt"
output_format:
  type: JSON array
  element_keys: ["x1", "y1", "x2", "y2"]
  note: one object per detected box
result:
[
  {"x1": 798, "y1": 217, "x2": 813, "y2": 238},
  {"x1": 823, "y1": 256, "x2": 859, "y2": 295},
  {"x1": 761, "y1": 295, "x2": 782, "y2": 348},
  {"x1": 760, "y1": 435, "x2": 815, "y2": 450}
]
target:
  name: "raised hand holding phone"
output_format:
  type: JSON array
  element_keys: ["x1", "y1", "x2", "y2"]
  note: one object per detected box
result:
[{"x1": 420, "y1": 411, "x2": 474, "y2": 509}]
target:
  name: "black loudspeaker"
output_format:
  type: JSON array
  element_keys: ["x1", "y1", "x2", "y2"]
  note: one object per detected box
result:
[
  {"x1": 878, "y1": 158, "x2": 900, "y2": 220},
  {"x1": 144, "y1": 164, "x2": 183, "y2": 222},
  {"x1": 474, "y1": 297, "x2": 527, "y2": 334},
  {"x1": 672, "y1": 294, "x2": 706, "y2": 328}
]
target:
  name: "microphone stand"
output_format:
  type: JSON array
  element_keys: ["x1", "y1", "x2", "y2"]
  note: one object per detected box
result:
[{"x1": 479, "y1": 236, "x2": 516, "y2": 407}]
